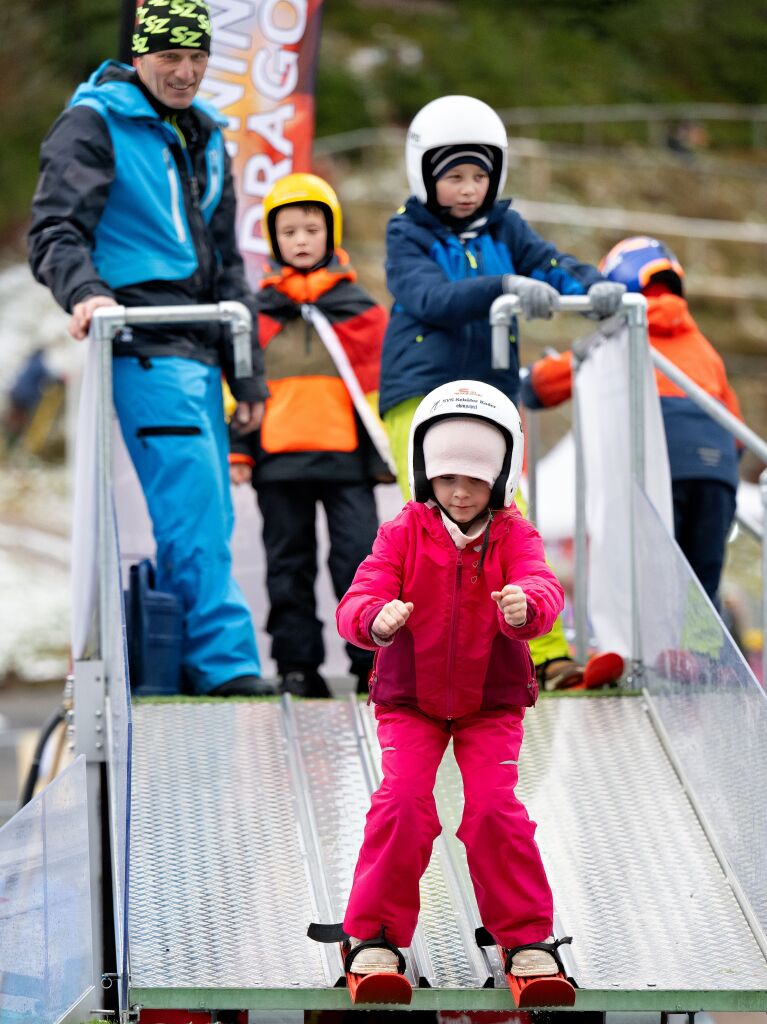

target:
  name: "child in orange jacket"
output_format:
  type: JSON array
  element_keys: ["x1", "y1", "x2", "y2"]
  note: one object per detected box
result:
[
  {"x1": 230, "y1": 174, "x2": 392, "y2": 695},
  {"x1": 521, "y1": 236, "x2": 742, "y2": 608}
]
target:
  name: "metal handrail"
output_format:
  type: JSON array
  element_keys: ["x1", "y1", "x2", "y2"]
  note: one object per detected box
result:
[
  {"x1": 650, "y1": 348, "x2": 767, "y2": 464},
  {"x1": 497, "y1": 100, "x2": 767, "y2": 133},
  {"x1": 315, "y1": 103, "x2": 767, "y2": 152}
]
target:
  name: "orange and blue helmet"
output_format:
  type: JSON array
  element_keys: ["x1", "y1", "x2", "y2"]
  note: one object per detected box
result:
[{"x1": 599, "y1": 236, "x2": 684, "y2": 295}]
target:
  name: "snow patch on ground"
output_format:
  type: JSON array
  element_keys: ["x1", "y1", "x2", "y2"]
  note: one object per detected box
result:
[
  {"x1": 0, "y1": 546, "x2": 70, "y2": 681},
  {"x1": 0, "y1": 265, "x2": 74, "y2": 682}
]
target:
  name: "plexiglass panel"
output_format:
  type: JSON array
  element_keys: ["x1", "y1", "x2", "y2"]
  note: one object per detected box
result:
[
  {"x1": 0, "y1": 757, "x2": 92, "y2": 1023},
  {"x1": 634, "y1": 483, "x2": 767, "y2": 933}
]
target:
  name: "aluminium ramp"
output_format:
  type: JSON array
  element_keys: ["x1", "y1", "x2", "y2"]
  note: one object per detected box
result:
[{"x1": 126, "y1": 695, "x2": 767, "y2": 1014}]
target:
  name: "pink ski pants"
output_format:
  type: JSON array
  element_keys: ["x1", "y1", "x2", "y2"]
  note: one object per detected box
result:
[{"x1": 343, "y1": 704, "x2": 553, "y2": 949}]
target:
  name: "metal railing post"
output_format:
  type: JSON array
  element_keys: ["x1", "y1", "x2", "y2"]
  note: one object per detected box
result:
[
  {"x1": 624, "y1": 294, "x2": 649, "y2": 677},
  {"x1": 757, "y1": 464, "x2": 761, "y2": 688},
  {"x1": 524, "y1": 407, "x2": 540, "y2": 526},
  {"x1": 91, "y1": 308, "x2": 125, "y2": 667},
  {"x1": 571, "y1": 358, "x2": 589, "y2": 664},
  {"x1": 489, "y1": 294, "x2": 520, "y2": 370}
]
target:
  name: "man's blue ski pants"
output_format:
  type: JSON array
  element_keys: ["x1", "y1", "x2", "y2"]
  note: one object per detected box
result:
[{"x1": 113, "y1": 355, "x2": 261, "y2": 692}]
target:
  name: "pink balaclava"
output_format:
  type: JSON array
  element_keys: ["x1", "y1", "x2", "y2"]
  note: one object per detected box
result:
[{"x1": 422, "y1": 416, "x2": 505, "y2": 487}]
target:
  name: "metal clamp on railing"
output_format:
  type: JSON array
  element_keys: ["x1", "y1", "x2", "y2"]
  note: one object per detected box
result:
[{"x1": 91, "y1": 300, "x2": 253, "y2": 378}]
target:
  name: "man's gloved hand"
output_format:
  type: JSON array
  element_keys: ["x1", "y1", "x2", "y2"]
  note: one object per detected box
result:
[
  {"x1": 587, "y1": 281, "x2": 626, "y2": 318},
  {"x1": 502, "y1": 275, "x2": 560, "y2": 320}
]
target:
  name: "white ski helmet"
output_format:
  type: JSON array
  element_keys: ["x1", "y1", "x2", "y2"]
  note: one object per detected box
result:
[
  {"x1": 408, "y1": 380, "x2": 524, "y2": 509},
  {"x1": 406, "y1": 95, "x2": 509, "y2": 209}
]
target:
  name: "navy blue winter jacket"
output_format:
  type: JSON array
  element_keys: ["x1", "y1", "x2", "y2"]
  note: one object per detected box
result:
[{"x1": 379, "y1": 196, "x2": 603, "y2": 414}]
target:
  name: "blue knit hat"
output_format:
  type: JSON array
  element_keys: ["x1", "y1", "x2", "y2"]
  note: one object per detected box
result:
[{"x1": 428, "y1": 144, "x2": 495, "y2": 180}]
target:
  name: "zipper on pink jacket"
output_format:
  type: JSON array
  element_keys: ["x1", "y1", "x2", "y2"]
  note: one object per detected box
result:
[{"x1": 445, "y1": 551, "x2": 463, "y2": 720}]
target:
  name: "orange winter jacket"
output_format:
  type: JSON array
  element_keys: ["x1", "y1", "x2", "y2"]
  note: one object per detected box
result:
[
  {"x1": 230, "y1": 250, "x2": 389, "y2": 483},
  {"x1": 525, "y1": 293, "x2": 741, "y2": 414}
]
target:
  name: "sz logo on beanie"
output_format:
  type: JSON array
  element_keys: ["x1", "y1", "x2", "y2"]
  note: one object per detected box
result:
[{"x1": 132, "y1": 0, "x2": 212, "y2": 56}]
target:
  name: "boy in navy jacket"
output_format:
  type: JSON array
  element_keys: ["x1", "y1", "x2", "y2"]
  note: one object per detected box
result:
[{"x1": 379, "y1": 94, "x2": 625, "y2": 688}]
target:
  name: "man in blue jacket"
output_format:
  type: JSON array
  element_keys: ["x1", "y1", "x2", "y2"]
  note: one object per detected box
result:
[{"x1": 28, "y1": 0, "x2": 272, "y2": 696}]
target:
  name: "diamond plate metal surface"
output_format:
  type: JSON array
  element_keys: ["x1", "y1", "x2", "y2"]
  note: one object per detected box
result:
[
  {"x1": 129, "y1": 703, "x2": 327, "y2": 988},
  {"x1": 288, "y1": 700, "x2": 487, "y2": 988},
  {"x1": 290, "y1": 700, "x2": 368, "y2": 925},
  {"x1": 515, "y1": 697, "x2": 767, "y2": 992},
  {"x1": 128, "y1": 696, "x2": 767, "y2": 998}
]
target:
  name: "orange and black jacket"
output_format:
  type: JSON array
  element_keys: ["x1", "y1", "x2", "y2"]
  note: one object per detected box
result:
[
  {"x1": 230, "y1": 250, "x2": 389, "y2": 484},
  {"x1": 520, "y1": 292, "x2": 742, "y2": 489}
]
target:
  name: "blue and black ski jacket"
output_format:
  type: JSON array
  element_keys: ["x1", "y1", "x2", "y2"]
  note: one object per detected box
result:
[
  {"x1": 28, "y1": 60, "x2": 266, "y2": 401},
  {"x1": 379, "y1": 196, "x2": 603, "y2": 413}
]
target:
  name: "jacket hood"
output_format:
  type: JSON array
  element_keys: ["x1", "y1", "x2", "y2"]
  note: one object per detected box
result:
[
  {"x1": 401, "y1": 195, "x2": 512, "y2": 237},
  {"x1": 647, "y1": 293, "x2": 696, "y2": 338},
  {"x1": 70, "y1": 59, "x2": 226, "y2": 127}
]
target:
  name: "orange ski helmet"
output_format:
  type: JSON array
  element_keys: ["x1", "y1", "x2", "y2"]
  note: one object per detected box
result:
[{"x1": 262, "y1": 173, "x2": 342, "y2": 263}]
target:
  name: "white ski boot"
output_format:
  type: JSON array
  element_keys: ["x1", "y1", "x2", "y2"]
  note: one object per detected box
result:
[
  {"x1": 348, "y1": 936, "x2": 400, "y2": 974},
  {"x1": 510, "y1": 937, "x2": 560, "y2": 977}
]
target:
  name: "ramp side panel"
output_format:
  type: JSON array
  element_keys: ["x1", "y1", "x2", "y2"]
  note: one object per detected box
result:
[
  {"x1": 129, "y1": 703, "x2": 327, "y2": 989},
  {"x1": 0, "y1": 757, "x2": 93, "y2": 1024},
  {"x1": 634, "y1": 483, "x2": 767, "y2": 933}
]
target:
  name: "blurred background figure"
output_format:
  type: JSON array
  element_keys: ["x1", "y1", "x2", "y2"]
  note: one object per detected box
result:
[
  {"x1": 666, "y1": 119, "x2": 710, "y2": 161},
  {"x1": 1, "y1": 347, "x2": 65, "y2": 458}
]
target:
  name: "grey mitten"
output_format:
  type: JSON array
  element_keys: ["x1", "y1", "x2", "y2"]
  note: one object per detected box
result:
[
  {"x1": 502, "y1": 275, "x2": 560, "y2": 320},
  {"x1": 587, "y1": 281, "x2": 626, "y2": 318}
]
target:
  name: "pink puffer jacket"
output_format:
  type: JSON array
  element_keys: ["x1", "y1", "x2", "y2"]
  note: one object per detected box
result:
[{"x1": 337, "y1": 501, "x2": 564, "y2": 720}]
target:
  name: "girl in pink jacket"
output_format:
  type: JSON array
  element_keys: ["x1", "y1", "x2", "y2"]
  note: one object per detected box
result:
[{"x1": 336, "y1": 379, "x2": 566, "y2": 978}]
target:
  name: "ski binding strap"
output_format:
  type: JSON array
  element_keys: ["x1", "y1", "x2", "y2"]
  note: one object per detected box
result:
[
  {"x1": 475, "y1": 926, "x2": 573, "y2": 975},
  {"x1": 307, "y1": 921, "x2": 407, "y2": 975}
]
